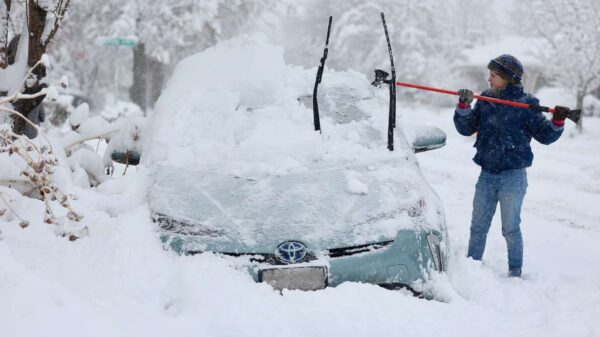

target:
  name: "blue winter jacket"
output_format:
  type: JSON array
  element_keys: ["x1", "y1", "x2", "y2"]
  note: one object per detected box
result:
[{"x1": 453, "y1": 84, "x2": 563, "y2": 173}]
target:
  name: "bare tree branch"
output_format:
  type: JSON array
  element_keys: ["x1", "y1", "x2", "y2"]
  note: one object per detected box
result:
[
  {"x1": 43, "y1": 0, "x2": 70, "y2": 47},
  {"x1": 64, "y1": 128, "x2": 120, "y2": 151}
]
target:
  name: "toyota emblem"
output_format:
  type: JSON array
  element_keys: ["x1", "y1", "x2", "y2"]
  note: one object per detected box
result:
[{"x1": 276, "y1": 241, "x2": 307, "y2": 264}]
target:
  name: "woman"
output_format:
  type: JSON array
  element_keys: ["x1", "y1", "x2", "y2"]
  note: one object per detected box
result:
[{"x1": 453, "y1": 54, "x2": 569, "y2": 277}]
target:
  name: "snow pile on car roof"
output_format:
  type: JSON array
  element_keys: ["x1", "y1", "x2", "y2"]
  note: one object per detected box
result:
[{"x1": 145, "y1": 35, "x2": 412, "y2": 174}]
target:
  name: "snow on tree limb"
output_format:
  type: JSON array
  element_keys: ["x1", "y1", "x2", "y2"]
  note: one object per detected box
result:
[
  {"x1": 41, "y1": 0, "x2": 70, "y2": 48},
  {"x1": 0, "y1": 123, "x2": 85, "y2": 237},
  {"x1": 0, "y1": 68, "x2": 96, "y2": 239}
]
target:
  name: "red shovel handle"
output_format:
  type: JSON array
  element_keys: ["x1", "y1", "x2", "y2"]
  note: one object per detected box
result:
[
  {"x1": 394, "y1": 81, "x2": 556, "y2": 113},
  {"x1": 472, "y1": 94, "x2": 556, "y2": 112}
]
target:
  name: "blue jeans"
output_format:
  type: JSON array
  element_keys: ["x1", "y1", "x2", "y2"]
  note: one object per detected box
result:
[{"x1": 467, "y1": 168, "x2": 528, "y2": 274}]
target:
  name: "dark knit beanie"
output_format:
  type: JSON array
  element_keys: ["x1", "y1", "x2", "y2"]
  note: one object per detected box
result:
[{"x1": 488, "y1": 54, "x2": 523, "y2": 84}]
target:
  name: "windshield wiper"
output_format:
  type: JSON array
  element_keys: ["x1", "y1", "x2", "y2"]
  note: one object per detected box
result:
[
  {"x1": 312, "y1": 16, "x2": 333, "y2": 133},
  {"x1": 381, "y1": 12, "x2": 396, "y2": 151}
]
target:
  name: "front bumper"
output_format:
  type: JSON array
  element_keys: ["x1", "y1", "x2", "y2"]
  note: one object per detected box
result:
[
  {"x1": 161, "y1": 227, "x2": 444, "y2": 293},
  {"x1": 244, "y1": 229, "x2": 442, "y2": 290}
]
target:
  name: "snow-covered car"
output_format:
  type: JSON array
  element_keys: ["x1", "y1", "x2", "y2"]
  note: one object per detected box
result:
[{"x1": 143, "y1": 37, "x2": 448, "y2": 296}]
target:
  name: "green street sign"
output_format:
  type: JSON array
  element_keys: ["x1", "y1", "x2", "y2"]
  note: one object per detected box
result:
[{"x1": 102, "y1": 38, "x2": 138, "y2": 47}]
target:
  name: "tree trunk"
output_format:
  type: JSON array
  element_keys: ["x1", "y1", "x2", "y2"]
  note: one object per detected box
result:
[
  {"x1": 130, "y1": 43, "x2": 164, "y2": 115},
  {"x1": 0, "y1": 0, "x2": 11, "y2": 69},
  {"x1": 147, "y1": 56, "x2": 165, "y2": 111},
  {"x1": 4, "y1": 1, "x2": 68, "y2": 137},
  {"x1": 27, "y1": 0, "x2": 46, "y2": 68},
  {"x1": 130, "y1": 42, "x2": 147, "y2": 112},
  {"x1": 575, "y1": 91, "x2": 584, "y2": 133},
  {"x1": 11, "y1": 1, "x2": 48, "y2": 138}
]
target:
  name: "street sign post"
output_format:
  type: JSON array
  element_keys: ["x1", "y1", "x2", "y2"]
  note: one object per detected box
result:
[
  {"x1": 97, "y1": 37, "x2": 138, "y2": 47},
  {"x1": 96, "y1": 37, "x2": 138, "y2": 108}
]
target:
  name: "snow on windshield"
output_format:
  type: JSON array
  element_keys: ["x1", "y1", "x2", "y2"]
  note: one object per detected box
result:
[{"x1": 144, "y1": 34, "x2": 414, "y2": 176}]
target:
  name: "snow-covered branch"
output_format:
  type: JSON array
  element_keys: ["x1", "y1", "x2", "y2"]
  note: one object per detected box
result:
[
  {"x1": 41, "y1": 0, "x2": 70, "y2": 47},
  {"x1": 0, "y1": 123, "x2": 85, "y2": 237}
]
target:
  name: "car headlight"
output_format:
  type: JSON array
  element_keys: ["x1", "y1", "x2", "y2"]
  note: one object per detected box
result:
[{"x1": 426, "y1": 232, "x2": 443, "y2": 272}]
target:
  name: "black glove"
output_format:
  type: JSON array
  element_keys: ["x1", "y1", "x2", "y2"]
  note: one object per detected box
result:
[
  {"x1": 458, "y1": 89, "x2": 474, "y2": 106},
  {"x1": 553, "y1": 106, "x2": 570, "y2": 121}
]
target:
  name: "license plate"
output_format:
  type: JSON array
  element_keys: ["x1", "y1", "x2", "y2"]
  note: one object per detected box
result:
[{"x1": 259, "y1": 266, "x2": 327, "y2": 291}]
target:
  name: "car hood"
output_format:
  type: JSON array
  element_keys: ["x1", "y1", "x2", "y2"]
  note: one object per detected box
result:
[{"x1": 149, "y1": 160, "x2": 440, "y2": 253}]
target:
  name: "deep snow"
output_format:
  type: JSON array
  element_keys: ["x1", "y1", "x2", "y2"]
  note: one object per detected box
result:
[
  {"x1": 1, "y1": 37, "x2": 599, "y2": 336},
  {"x1": 1, "y1": 104, "x2": 599, "y2": 337}
]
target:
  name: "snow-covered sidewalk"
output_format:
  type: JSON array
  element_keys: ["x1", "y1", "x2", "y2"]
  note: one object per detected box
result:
[{"x1": 416, "y1": 105, "x2": 600, "y2": 337}]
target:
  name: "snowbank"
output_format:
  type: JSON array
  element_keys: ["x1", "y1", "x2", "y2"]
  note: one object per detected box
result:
[
  {"x1": 1, "y1": 103, "x2": 599, "y2": 337},
  {"x1": 3, "y1": 34, "x2": 598, "y2": 337}
]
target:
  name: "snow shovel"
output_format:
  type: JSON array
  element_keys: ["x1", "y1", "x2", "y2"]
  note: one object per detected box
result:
[{"x1": 371, "y1": 69, "x2": 581, "y2": 124}]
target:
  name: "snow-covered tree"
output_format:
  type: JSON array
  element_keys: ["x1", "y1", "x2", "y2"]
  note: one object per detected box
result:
[
  {"x1": 333, "y1": 1, "x2": 458, "y2": 84},
  {"x1": 0, "y1": 0, "x2": 70, "y2": 137},
  {"x1": 439, "y1": 0, "x2": 498, "y2": 48},
  {"x1": 0, "y1": 65, "x2": 88, "y2": 238},
  {"x1": 0, "y1": 63, "x2": 147, "y2": 239},
  {"x1": 54, "y1": 0, "x2": 274, "y2": 113},
  {"x1": 520, "y1": 0, "x2": 600, "y2": 131},
  {"x1": 271, "y1": 0, "x2": 464, "y2": 103}
]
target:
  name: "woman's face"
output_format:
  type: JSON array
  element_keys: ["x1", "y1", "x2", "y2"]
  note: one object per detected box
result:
[{"x1": 488, "y1": 70, "x2": 508, "y2": 90}]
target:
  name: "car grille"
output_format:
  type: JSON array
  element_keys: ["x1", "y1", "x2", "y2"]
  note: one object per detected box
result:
[
  {"x1": 326, "y1": 240, "x2": 394, "y2": 258},
  {"x1": 185, "y1": 251, "x2": 318, "y2": 265},
  {"x1": 185, "y1": 240, "x2": 394, "y2": 263}
]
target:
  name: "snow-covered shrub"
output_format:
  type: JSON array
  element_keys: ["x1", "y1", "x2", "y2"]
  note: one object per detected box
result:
[
  {"x1": 0, "y1": 69, "x2": 139, "y2": 239},
  {"x1": 0, "y1": 118, "x2": 85, "y2": 239}
]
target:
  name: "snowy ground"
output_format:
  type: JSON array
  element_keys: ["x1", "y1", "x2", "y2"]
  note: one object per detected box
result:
[{"x1": 1, "y1": 105, "x2": 599, "y2": 337}]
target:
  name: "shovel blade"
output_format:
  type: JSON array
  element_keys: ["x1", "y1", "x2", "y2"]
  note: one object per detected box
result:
[
  {"x1": 371, "y1": 69, "x2": 390, "y2": 87},
  {"x1": 567, "y1": 109, "x2": 581, "y2": 123}
]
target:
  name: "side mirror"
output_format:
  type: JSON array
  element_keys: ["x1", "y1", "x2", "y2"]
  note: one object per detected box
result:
[
  {"x1": 107, "y1": 116, "x2": 147, "y2": 166},
  {"x1": 111, "y1": 150, "x2": 141, "y2": 165},
  {"x1": 406, "y1": 124, "x2": 446, "y2": 153}
]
